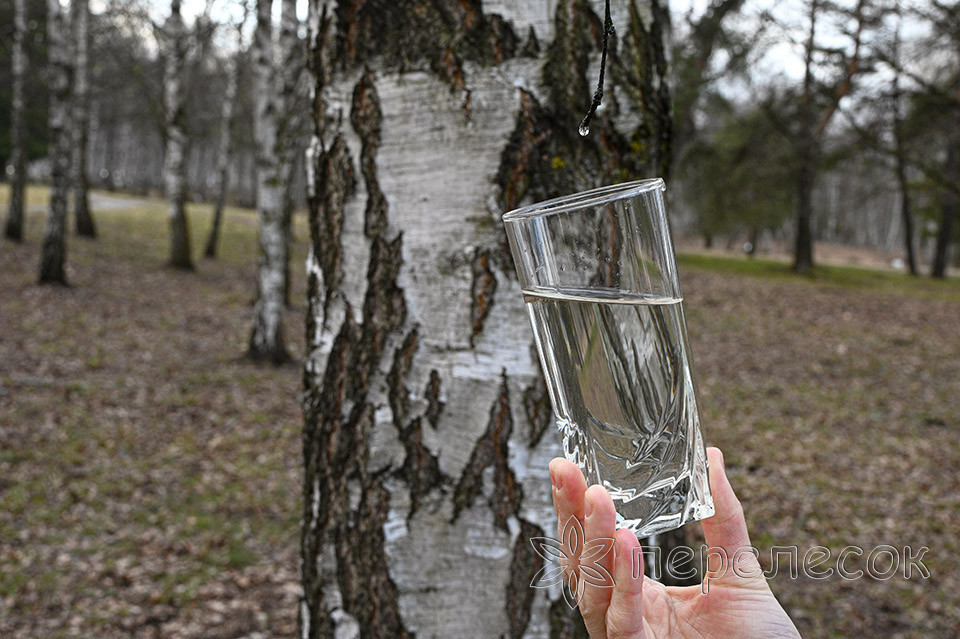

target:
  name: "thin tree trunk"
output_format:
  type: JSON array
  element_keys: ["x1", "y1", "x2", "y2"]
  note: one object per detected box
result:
[
  {"x1": 164, "y1": 0, "x2": 194, "y2": 270},
  {"x1": 278, "y1": 0, "x2": 303, "y2": 307},
  {"x1": 204, "y1": 23, "x2": 245, "y2": 259},
  {"x1": 72, "y1": 0, "x2": 96, "y2": 238},
  {"x1": 300, "y1": 1, "x2": 676, "y2": 636},
  {"x1": 248, "y1": 0, "x2": 291, "y2": 363},
  {"x1": 794, "y1": 0, "x2": 818, "y2": 276},
  {"x1": 890, "y1": 15, "x2": 916, "y2": 275},
  {"x1": 794, "y1": 149, "x2": 816, "y2": 274},
  {"x1": 5, "y1": 0, "x2": 28, "y2": 242},
  {"x1": 931, "y1": 142, "x2": 959, "y2": 279},
  {"x1": 39, "y1": 0, "x2": 72, "y2": 285},
  {"x1": 894, "y1": 146, "x2": 917, "y2": 276}
]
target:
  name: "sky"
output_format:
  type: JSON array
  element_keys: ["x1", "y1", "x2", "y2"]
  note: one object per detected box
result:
[{"x1": 126, "y1": 0, "x2": 935, "y2": 91}]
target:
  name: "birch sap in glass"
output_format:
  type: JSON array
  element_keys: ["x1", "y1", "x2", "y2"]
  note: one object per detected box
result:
[{"x1": 503, "y1": 179, "x2": 713, "y2": 536}]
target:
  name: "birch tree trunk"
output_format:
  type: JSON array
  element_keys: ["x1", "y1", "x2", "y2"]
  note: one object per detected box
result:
[
  {"x1": 164, "y1": 0, "x2": 194, "y2": 270},
  {"x1": 39, "y1": 0, "x2": 72, "y2": 285},
  {"x1": 248, "y1": 0, "x2": 298, "y2": 363},
  {"x1": 278, "y1": 0, "x2": 304, "y2": 307},
  {"x1": 204, "y1": 18, "x2": 246, "y2": 259},
  {"x1": 72, "y1": 0, "x2": 96, "y2": 238},
  {"x1": 4, "y1": 0, "x2": 27, "y2": 242},
  {"x1": 300, "y1": 1, "x2": 673, "y2": 637}
]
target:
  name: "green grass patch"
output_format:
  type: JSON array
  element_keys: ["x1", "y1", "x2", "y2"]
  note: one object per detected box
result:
[{"x1": 678, "y1": 252, "x2": 960, "y2": 301}]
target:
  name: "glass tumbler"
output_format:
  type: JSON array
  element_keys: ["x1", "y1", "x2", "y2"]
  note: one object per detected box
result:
[{"x1": 502, "y1": 178, "x2": 714, "y2": 537}]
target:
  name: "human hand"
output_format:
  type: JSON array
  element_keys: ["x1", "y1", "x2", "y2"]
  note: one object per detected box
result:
[{"x1": 548, "y1": 447, "x2": 802, "y2": 639}]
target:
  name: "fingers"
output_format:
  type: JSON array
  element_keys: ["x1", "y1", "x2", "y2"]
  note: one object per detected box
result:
[
  {"x1": 701, "y1": 447, "x2": 761, "y2": 580},
  {"x1": 606, "y1": 528, "x2": 646, "y2": 639},
  {"x1": 549, "y1": 458, "x2": 588, "y2": 538},
  {"x1": 549, "y1": 458, "x2": 587, "y2": 583},
  {"x1": 579, "y1": 484, "x2": 618, "y2": 638}
]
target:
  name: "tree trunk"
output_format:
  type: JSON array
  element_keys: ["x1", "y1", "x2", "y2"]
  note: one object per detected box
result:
[
  {"x1": 164, "y1": 0, "x2": 194, "y2": 270},
  {"x1": 4, "y1": 0, "x2": 27, "y2": 242},
  {"x1": 300, "y1": 1, "x2": 676, "y2": 637},
  {"x1": 794, "y1": 150, "x2": 816, "y2": 275},
  {"x1": 931, "y1": 142, "x2": 959, "y2": 279},
  {"x1": 204, "y1": 24, "x2": 245, "y2": 259},
  {"x1": 248, "y1": 0, "x2": 293, "y2": 363},
  {"x1": 39, "y1": 0, "x2": 72, "y2": 285},
  {"x1": 278, "y1": 0, "x2": 304, "y2": 307},
  {"x1": 72, "y1": 0, "x2": 96, "y2": 238},
  {"x1": 894, "y1": 150, "x2": 917, "y2": 276},
  {"x1": 891, "y1": 16, "x2": 917, "y2": 276}
]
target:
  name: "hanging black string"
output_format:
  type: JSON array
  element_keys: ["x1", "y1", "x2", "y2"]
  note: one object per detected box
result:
[{"x1": 580, "y1": 0, "x2": 614, "y2": 137}]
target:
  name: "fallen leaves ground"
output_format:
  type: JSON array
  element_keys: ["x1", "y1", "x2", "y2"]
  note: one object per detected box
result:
[{"x1": 1, "y1": 187, "x2": 959, "y2": 638}]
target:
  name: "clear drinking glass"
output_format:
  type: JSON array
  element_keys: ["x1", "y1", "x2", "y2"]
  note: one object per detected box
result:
[{"x1": 502, "y1": 178, "x2": 714, "y2": 537}]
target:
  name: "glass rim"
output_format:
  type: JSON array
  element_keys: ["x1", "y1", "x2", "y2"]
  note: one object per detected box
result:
[{"x1": 501, "y1": 178, "x2": 664, "y2": 223}]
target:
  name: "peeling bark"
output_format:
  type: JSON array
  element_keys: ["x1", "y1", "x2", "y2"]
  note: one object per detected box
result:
[
  {"x1": 39, "y1": 0, "x2": 72, "y2": 285},
  {"x1": 4, "y1": 0, "x2": 27, "y2": 242}
]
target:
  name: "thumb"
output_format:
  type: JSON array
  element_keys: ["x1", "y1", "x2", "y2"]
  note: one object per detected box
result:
[{"x1": 700, "y1": 447, "x2": 762, "y2": 581}]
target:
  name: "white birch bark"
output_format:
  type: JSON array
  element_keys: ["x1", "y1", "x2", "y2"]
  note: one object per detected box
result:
[
  {"x1": 300, "y1": 1, "x2": 674, "y2": 638},
  {"x1": 4, "y1": 0, "x2": 27, "y2": 242},
  {"x1": 163, "y1": 0, "x2": 194, "y2": 269},
  {"x1": 39, "y1": 0, "x2": 72, "y2": 284},
  {"x1": 71, "y1": 0, "x2": 96, "y2": 237}
]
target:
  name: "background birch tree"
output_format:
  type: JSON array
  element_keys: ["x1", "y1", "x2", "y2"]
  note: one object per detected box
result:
[
  {"x1": 163, "y1": 0, "x2": 193, "y2": 270},
  {"x1": 4, "y1": 0, "x2": 27, "y2": 242},
  {"x1": 71, "y1": 0, "x2": 95, "y2": 238},
  {"x1": 299, "y1": 1, "x2": 679, "y2": 636},
  {"x1": 38, "y1": 0, "x2": 72, "y2": 285},
  {"x1": 248, "y1": 0, "x2": 299, "y2": 363},
  {"x1": 204, "y1": 10, "x2": 248, "y2": 259}
]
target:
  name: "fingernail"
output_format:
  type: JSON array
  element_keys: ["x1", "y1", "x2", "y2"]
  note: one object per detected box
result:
[
  {"x1": 585, "y1": 496, "x2": 594, "y2": 518},
  {"x1": 550, "y1": 464, "x2": 563, "y2": 492}
]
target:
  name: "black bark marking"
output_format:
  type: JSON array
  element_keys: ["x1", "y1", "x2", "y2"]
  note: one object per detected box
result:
[
  {"x1": 351, "y1": 68, "x2": 388, "y2": 238},
  {"x1": 387, "y1": 328, "x2": 446, "y2": 516},
  {"x1": 470, "y1": 248, "x2": 498, "y2": 346},
  {"x1": 396, "y1": 417, "x2": 445, "y2": 517},
  {"x1": 506, "y1": 519, "x2": 546, "y2": 639},
  {"x1": 301, "y1": 307, "x2": 357, "y2": 639},
  {"x1": 351, "y1": 233, "x2": 407, "y2": 398},
  {"x1": 387, "y1": 327, "x2": 420, "y2": 425},
  {"x1": 311, "y1": 134, "x2": 356, "y2": 316},
  {"x1": 615, "y1": 0, "x2": 674, "y2": 179},
  {"x1": 423, "y1": 369, "x2": 444, "y2": 429},
  {"x1": 336, "y1": 470, "x2": 416, "y2": 639},
  {"x1": 523, "y1": 372, "x2": 553, "y2": 449},
  {"x1": 451, "y1": 373, "x2": 522, "y2": 531},
  {"x1": 334, "y1": 0, "x2": 518, "y2": 96},
  {"x1": 521, "y1": 25, "x2": 541, "y2": 58}
]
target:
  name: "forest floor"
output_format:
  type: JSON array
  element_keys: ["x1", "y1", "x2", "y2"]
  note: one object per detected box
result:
[{"x1": 1, "y1": 185, "x2": 959, "y2": 638}]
